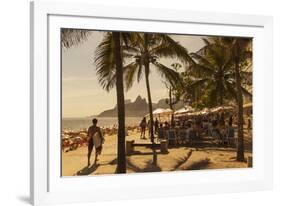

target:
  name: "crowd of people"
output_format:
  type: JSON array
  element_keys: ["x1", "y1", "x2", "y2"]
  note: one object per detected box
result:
[{"x1": 139, "y1": 112, "x2": 243, "y2": 146}]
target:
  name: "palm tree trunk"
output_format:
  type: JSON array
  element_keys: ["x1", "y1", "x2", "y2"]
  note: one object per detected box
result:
[
  {"x1": 144, "y1": 65, "x2": 154, "y2": 142},
  {"x1": 113, "y1": 32, "x2": 126, "y2": 173},
  {"x1": 144, "y1": 34, "x2": 154, "y2": 143},
  {"x1": 220, "y1": 89, "x2": 224, "y2": 106},
  {"x1": 144, "y1": 66, "x2": 157, "y2": 165},
  {"x1": 235, "y1": 59, "x2": 245, "y2": 162},
  {"x1": 168, "y1": 87, "x2": 175, "y2": 126}
]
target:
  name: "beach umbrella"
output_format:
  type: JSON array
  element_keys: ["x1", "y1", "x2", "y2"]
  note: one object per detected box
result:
[
  {"x1": 200, "y1": 108, "x2": 211, "y2": 115},
  {"x1": 174, "y1": 106, "x2": 195, "y2": 115},
  {"x1": 163, "y1": 108, "x2": 173, "y2": 114},
  {"x1": 153, "y1": 108, "x2": 166, "y2": 121},
  {"x1": 153, "y1": 108, "x2": 166, "y2": 114},
  {"x1": 145, "y1": 108, "x2": 166, "y2": 121},
  {"x1": 211, "y1": 105, "x2": 234, "y2": 113}
]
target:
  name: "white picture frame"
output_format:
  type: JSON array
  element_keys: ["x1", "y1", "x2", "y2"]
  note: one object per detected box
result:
[{"x1": 30, "y1": 0, "x2": 273, "y2": 205}]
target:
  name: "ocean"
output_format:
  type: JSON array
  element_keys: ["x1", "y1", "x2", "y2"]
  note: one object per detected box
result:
[{"x1": 62, "y1": 117, "x2": 142, "y2": 130}]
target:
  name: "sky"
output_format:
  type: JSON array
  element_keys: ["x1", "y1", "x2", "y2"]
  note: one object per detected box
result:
[{"x1": 62, "y1": 31, "x2": 205, "y2": 118}]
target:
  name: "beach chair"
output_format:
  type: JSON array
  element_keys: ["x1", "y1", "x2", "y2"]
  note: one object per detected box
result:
[
  {"x1": 167, "y1": 129, "x2": 177, "y2": 146},
  {"x1": 208, "y1": 124, "x2": 213, "y2": 137},
  {"x1": 157, "y1": 128, "x2": 165, "y2": 142},
  {"x1": 182, "y1": 128, "x2": 192, "y2": 144},
  {"x1": 211, "y1": 129, "x2": 222, "y2": 144},
  {"x1": 177, "y1": 129, "x2": 186, "y2": 144},
  {"x1": 225, "y1": 127, "x2": 235, "y2": 146},
  {"x1": 188, "y1": 129, "x2": 197, "y2": 145},
  {"x1": 202, "y1": 122, "x2": 209, "y2": 136}
]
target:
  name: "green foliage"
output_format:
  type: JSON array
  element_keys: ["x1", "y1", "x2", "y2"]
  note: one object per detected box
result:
[
  {"x1": 122, "y1": 33, "x2": 192, "y2": 91},
  {"x1": 182, "y1": 37, "x2": 252, "y2": 108}
]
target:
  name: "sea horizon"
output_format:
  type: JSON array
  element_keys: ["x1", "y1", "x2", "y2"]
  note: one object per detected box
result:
[{"x1": 62, "y1": 116, "x2": 142, "y2": 130}]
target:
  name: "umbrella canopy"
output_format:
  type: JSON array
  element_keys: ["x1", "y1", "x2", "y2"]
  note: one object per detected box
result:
[
  {"x1": 211, "y1": 106, "x2": 234, "y2": 113},
  {"x1": 145, "y1": 108, "x2": 167, "y2": 118},
  {"x1": 174, "y1": 106, "x2": 195, "y2": 115},
  {"x1": 153, "y1": 108, "x2": 166, "y2": 114},
  {"x1": 163, "y1": 108, "x2": 173, "y2": 114},
  {"x1": 199, "y1": 108, "x2": 210, "y2": 115}
]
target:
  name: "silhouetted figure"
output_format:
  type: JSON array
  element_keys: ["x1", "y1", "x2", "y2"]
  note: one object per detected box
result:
[
  {"x1": 140, "y1": 117, "x2": 147, "y2": 139},
  {"x1": 154, "y1": 118, "x2": 159, "y2": 135},
  {"x1": 87, "y1": 118, "x2": 104, "y2": 167},
  {"x1": 158, "y1": 123, "x2": 164, "y2": 140}
]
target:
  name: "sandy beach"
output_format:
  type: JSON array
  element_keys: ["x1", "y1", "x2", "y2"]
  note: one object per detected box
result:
[{"x1": 62, "y1": 127, "x2": 252, "y2": 176}]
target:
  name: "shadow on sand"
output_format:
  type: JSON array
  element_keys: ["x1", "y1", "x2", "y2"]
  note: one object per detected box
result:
[
  {"x1": 127, "y1": 158, "x2": 161, "y2": 173},
  {"x1": 132, "y1": 151, "x2": 163, "y2": 156},
  {"x1": 76, "y1": 163, "x2": 100, "y2": 175}
]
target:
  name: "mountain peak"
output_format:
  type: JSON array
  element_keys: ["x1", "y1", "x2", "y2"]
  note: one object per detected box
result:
[{"x1": 134, "y1": 95, "x2": 145, "y2": 103}]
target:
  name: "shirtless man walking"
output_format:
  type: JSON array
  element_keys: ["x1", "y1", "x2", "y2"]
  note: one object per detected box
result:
[{"x1": 87, "y1": 118, "x2": 104, "y2": 167}]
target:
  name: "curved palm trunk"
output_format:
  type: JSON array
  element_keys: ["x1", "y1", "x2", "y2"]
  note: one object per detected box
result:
[
  {"x1": 144, "y1": 34, "x2": 157, "y2": 166},
  {"x1": 219, "y1": 69, "x2": 224, "y2": 105},
  {"x1": 219, "y1": 89, "x2": 224, "y2": 106},
  {"x1": 168, "y1": 86, "x2": 175, "y2": 126},
  {"x1": 113, "y1": 32, "x2": 126, "y2": 173},
  {"x1": 144, "y1": 66, "x2": 155, "y2": 142},
  {"x1": 144, "y1": 66, "x2": 157, "y2": 165},
  {"x1": 235, "y1": 59, "x2": 245, "y2": 162},
  {"x1": 144, "y1": 34, "x2": 154, "y2": 143}
]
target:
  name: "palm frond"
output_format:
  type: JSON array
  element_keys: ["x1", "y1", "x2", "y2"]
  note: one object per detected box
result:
[
  {"x1": 152, "y1": 62, "x2": 181, "y2": 88},
  {"x1": 241, "y1": 86, "x2": 252, "y2": 98},
  {"x1": 190, "y1": 52, "x2": 215, "y2": 70},
  {"x1": 137, "y1": 63, "x2": 143, "y2": 82},
  {"x1": 202, "y1": 38, "x2": 211, "y2": 46},
  {"x1": 189, "y1": 64, "x2": 214, "y2": 76},
  {"x1": 189, "y1": 78, "x2": 209, "y2": 89},
  {"x1": 225, "y1": 81, "x2": 238, "y2": 100},
  {"x1": 94, "y1": 33, "x2": 116, "y2": 91},
  {"x1": 61, "y1": 29, "x2": 90, "y2": 48},
  {"x1": 123, "y1": 62, "x2": 139, "y2": 90},
  {"x1": 152, "y1": 35, "x2": 195, "y2": 65}
]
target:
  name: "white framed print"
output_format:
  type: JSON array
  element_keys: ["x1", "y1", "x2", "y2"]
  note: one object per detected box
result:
[{"x1": 30, "y1": 0, "x2": 273, "y2": 205}]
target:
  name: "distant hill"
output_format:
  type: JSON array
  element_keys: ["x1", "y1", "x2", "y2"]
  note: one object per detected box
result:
[
  {"x1": 97, "y1": 95, "x2": 185, "y2": 117},
  {"x1": 98, "y1": 95, "x2": 148, "y2": 117}
]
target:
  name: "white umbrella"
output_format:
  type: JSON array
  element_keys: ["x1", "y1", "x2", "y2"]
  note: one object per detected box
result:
[
  {"x1": 163, "y1": 108, "x2": 173, "y2": 114},
  {"x1": 211, "y1": 106, "x2": 234, "y2": 113},
  {"x1": 174, "y1": 106, "x2": 195, "y2": 115},
  {"x1": 145, "y1": 108, "x2": 165, "y2": 117},
  {"x1": 153, "y1": 108, "x2": 166, "y2": 114}
]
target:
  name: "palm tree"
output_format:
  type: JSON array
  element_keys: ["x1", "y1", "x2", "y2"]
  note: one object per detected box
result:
[
  {"x1": 189, "y1": 39, "x2": 234, "y2": 106},
  {"x1": 62, "y1": 29, "x2": 128, "y2": 173},
  {"x1": 223, "y1": 38, "x2": 252, "y2": 161},
  {"x1": 191, "y1": 37, "x2": 252, "y2": 161},
  {"x1": 123, "y1": 33, "x2": 192, "y2": 142},
  {"x1": 94, "y1": 32, "x2": 133, "y2": 173},
  {"x1": 112, "y1": 32, "x2": 126, "y2": 173}
]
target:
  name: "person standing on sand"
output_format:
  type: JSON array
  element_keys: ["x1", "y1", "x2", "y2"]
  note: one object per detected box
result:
[
  {"x1": 87, "y1": 118, "x2": 104, "y2": 167},
  {"x1": 140, "y1": 117, "x2": 147, "y2": 139},
  {"x1": 154, "y1": 118, "x2": 159, "y2": 135}
]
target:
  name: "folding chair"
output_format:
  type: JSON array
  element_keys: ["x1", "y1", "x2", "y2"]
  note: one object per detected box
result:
[
  {"x1": 167, "y1": 129, "x2": 177, "y2": 146},
  {"x1": 225, "y1": 127, "x2": 235, "y2": 146},
  {"x1": 211, "y1": 129, "x2": 222, "y2": 145}
]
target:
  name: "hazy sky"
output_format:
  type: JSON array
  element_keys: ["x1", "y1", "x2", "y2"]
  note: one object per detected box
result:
[{"x1": 62, "y1": 31, "x2": 205, "y2": 118}]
